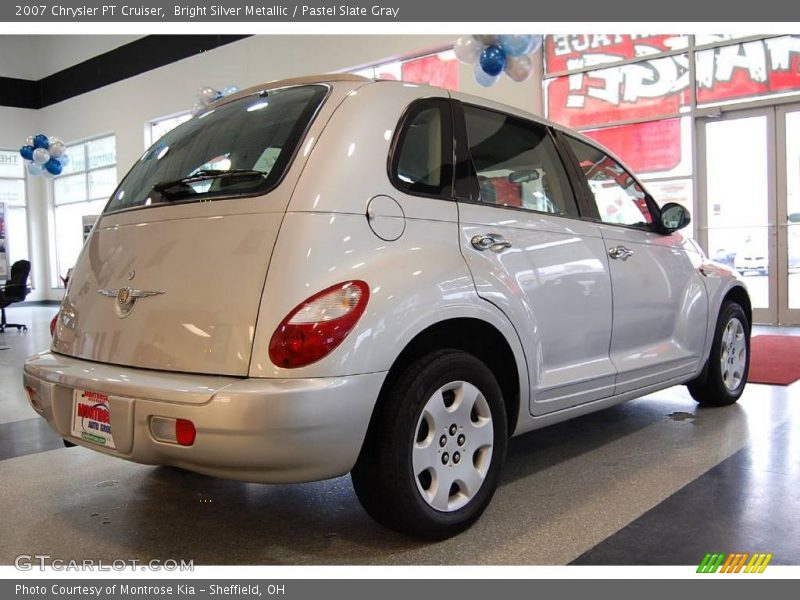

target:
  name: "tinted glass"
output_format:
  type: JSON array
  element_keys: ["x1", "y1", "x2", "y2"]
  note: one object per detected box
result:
[
  {"x1": 565, "y1": 135, "x2": 653, "y2": 227},
  {"x1": 393, "y1": 102, "x2": 451, "y2": 196},
  {"x1": 463, "y1": 105, "x2": 577, "y2": 216},
  {"x1": 105, "y1": 85, "x2": 327, "y2": 213}
]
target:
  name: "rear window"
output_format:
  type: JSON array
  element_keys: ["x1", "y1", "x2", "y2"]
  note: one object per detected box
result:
[{"x1": 104, "y1": 85, "x2": 328, "y2": 214}]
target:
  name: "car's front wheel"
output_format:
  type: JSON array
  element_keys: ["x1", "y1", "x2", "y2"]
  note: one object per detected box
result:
[
  {"x1": 352, "y1": 349, "x2": 507, "y2": 540},
  {"x1": 687, "y1": 300, "x2": 750, "y2": 406}
]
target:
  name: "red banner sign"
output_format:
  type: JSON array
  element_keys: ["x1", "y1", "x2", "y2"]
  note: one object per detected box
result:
[
  {"x1": 582, "y1": 119, "x2": 682, "y2": 174},
  {"x1": 545, "y1": 34, "x2": 686, "y2": 74},
  {"x1": 546, "y1": 36, "x2": 800, "y2": 129}
]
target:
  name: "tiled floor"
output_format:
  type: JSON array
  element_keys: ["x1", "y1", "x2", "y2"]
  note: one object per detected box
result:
[{"x1": 1, "y1": 306, "x2": 798, "y2": 565}]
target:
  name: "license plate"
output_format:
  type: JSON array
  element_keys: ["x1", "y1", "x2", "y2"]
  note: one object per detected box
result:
[{"x1": 71, "y1": 389, "x2": 116, "y2": 449}]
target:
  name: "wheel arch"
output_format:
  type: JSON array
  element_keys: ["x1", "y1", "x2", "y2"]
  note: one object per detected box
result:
[
  {"x1": 723, "y1": 284, "x2": 752, "y2": 330},
  {"x1": 359, "y1": 318, "x2": 522, "y2": 455}
]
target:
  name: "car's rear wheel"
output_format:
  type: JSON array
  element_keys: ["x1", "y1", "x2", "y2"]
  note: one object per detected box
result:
[
  {"x1": 687, "y1": 301, "x2": 750, "y2": 406},
  {"x1": 351, "y1": 349, "x2": 507, "y2": 540}
]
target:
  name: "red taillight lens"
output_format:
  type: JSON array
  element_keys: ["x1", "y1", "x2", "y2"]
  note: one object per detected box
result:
[
  {"x1": 50, "y1": 314, "x2": 58, "y2": 337},
  {"x1": 175, "y1": 419, "x2": 196, "y2": 447},
  {"x1": 269, "y1": 280, "x2": 370, "y2": 369}
]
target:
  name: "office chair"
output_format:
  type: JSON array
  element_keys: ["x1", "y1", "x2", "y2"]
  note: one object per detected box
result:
[{"x1": 0, "y1": 260, "x2": 31, "y2": 333}]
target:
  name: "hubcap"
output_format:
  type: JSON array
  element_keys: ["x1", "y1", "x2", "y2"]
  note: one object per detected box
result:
[
  {"x1": 412, "y1": 381, "x2": 494, "y2": 512},
  {"x1": 720, "y1": 317, "x2": 747, "y2": 392}
]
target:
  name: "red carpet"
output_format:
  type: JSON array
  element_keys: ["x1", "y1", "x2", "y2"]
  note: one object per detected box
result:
[{"x1": 748, "y1": 335, "x2": 800, "y2": 385}]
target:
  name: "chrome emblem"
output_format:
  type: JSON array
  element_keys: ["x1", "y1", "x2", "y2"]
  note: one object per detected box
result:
[
  {"x1": 117, "y1": 287, "x2": 131, "y2": 305},
  {"x1": 127, "y1": 270, "x2": 135, "y2": 281},
  {"x1": 98, "y1": 286, "x2": 165, "y2": 318}
]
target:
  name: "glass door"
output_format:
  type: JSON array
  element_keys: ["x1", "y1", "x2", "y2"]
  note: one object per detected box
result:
[
  {"x1": 699, "y1": 108, "x2": 777, "y2": 324},
  {"x1": 778, "y1": 105, "x2": 800, "y2": 325},
  {"x1": 699, "y1": 104, "x2": 800, "y2": 325}
]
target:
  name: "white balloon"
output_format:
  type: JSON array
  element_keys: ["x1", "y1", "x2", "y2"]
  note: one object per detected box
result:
[
  {"x1": 473, "y1": 34, "x2": 500, "y2": 46},
  {"x1": 197, "y1": 86, "x2": 219, "y2": 107},
  {"x1": 504, "y1": 54, "x2": 533, "y2": 82},
  {"x1": 453, "y1": 36, "x2": 484, "y2": 65},
  {"x1": 529, "y1": 35, "x2": 544, "y2": 54},
  {"x1": 473, "y1": 63, "x2": 499, "y2": 88},
  {"x1": 25, "y1": 135, "x2": 34, "y2": 147},
  {"x1": 32, "y1": 147, "x2": 50, "y2": 165},
  {"x1": 49, "y1": 139, "x2": 66, "y2": 158}
]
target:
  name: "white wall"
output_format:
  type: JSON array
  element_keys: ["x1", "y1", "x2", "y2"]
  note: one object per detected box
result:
[{"x1": 2, "y1": 35, "x2": 544, "y2": 301}]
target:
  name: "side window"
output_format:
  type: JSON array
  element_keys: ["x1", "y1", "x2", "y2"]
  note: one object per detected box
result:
[
  {"x1": 391, "y1": 101, "x2": 452, "y2": 197},
  {"x1": 564, "y1": 135, "x2": 653, "y2": 227},
  {"x1": 462, "y1": 105, "x2": 577, "y2": 217}
]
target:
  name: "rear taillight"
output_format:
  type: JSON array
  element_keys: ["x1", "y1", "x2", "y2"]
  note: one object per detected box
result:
[
  {"x1": 150, "y1": 416, "x2": 196, "y2": 446},
  {"x1": 50, "y1": 314, "x2": 58, "y2": 337},
  {"x1": 269, "y1": 280, "x2": 370, "y2": 369},
  {"x1": 25, "y1": 385, "x2": 42, "y2": 412}
]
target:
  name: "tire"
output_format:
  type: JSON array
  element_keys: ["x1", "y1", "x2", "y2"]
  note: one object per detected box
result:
[
  {"x1": 687, "y1": 301, "x2": 750, "y2": 406},
  {"x1": 351, "y1": 349, "x2": 508, "y2": 540}
]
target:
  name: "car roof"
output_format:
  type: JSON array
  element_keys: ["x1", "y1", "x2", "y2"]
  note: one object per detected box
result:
[
  {"x1": 215, "y1": 75, "x2": 644, "y2": 188},
  {"x1": 214, "y1": 74, "x2": 371, "y2": 108}
]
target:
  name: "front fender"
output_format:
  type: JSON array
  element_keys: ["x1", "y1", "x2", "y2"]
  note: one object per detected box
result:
[{"x1": 696, "y1": 261, "x2": 751, "y2": 374}]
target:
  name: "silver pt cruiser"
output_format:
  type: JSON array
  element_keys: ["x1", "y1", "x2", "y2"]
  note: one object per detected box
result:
[{"x1": 24, "y1": 74, "x2": 751, "y2": 539}]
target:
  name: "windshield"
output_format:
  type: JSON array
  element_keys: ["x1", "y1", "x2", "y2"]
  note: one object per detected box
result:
[{"x1": 104, "y1": 84, "x2": 328, "y2": 214}]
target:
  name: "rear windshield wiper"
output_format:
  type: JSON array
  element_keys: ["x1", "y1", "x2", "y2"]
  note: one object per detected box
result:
[{"x1": 152, "y1": 169, "x2": 267, "y2": 197}]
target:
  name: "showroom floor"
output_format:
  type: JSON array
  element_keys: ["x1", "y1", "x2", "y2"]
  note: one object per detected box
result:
[{"x1": 1, "y1": 306, "x2": 799, "y2": 565}]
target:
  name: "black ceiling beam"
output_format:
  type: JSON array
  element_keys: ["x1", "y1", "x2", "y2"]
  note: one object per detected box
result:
[{"x1": 0, "y1": 34, "x2": 252, "y2": 110}]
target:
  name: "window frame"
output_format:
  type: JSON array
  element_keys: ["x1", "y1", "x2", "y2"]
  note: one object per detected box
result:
[
  {"x1": 52, "y1": 133, "x2": 118, "y2": 288},
  {"x1": 555, "y1": 130, "x2": 667, "y2": 233},
  {"x1": 0, "y1": 148, "x2": 31, "y2": 281},
  {"x1": 387, "y1": 97, "x2": 455, "y2": 201},
  {"x1": 350, "y1": 48, "x2": 460, "y2": 91},
  {"x1": 54, "y1": 136, "x2": 118, "y2": 208},
  {"x1": 453, "y1": 101, "x2": 582, "y2": 220}
]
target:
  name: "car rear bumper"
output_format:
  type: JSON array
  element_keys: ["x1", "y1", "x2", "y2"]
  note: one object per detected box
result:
[{"x1": 23, "y1": 351, "x2": 386, "y2": 483}]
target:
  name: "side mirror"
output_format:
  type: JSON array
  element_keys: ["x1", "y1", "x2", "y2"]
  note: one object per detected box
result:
[{"x1": 659, "y1": 202, "x2": 691, "y2": 233}]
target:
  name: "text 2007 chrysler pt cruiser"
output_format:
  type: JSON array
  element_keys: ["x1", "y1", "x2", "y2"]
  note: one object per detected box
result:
[{"x1": 24, "y1": 74, "x2": 751, "y2": 539}]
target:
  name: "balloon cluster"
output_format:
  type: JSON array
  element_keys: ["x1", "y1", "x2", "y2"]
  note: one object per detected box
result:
[
  {"x1": 19, "y1": 134, "x2": 69, "y2": 177},
  {"x1": 192, "y1": 85, "x2": 240, "y2": 114},
  {"x1": 454, "y1": 35, "x2": 544, "y2": 87}
]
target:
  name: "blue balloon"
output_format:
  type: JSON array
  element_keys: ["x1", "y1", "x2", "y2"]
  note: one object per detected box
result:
[
  {"x1": 499, "y1": 35, "x2": 535, "y2": 57},
  {"x1": 26, "y1": 161, "x2": 43, "y2": 176},
  {"x1": 44, "y1": 157, "x2": 63, "y2": 176},
  {"x1": 479, "y1": 45, "x2": 506, "y2": 77},
  {"x1": 33, "y1": 134, "x2": 49, "y2": 149},
  {"x1": 473, "y1": 63, "x2": 499, "y2": 87},
  {"x1": 20, "y1": 145, "x2": 34, "y2": 160},
  {"x1": 57, "y1": 154, "x2": 70, "y2": 168}
]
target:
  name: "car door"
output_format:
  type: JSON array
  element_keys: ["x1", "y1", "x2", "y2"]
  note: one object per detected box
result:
[
  {"x1": 452, "y1": 100, "x2": 616, "y2": 416},
  {"x1": 559, "y1": 133, "x2": 709, "y2": 394}
]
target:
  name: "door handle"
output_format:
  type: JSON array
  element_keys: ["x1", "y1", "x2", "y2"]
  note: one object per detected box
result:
[
  {"x1": 608, "y1": 245, "x2": 634, "y2": 260},
  {"x1": 471, "y1": 233, "x2": 513, "y2": 253}
]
